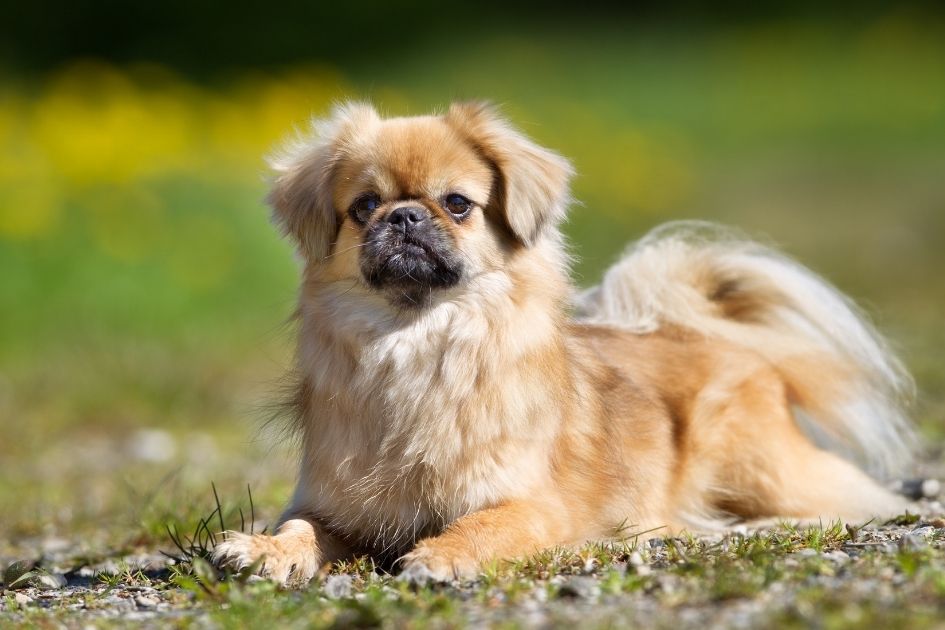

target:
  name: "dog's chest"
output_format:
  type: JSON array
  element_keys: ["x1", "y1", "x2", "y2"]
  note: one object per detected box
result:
[{"x1": 300, "y1": 315, "x2": 555, "y2": 547}]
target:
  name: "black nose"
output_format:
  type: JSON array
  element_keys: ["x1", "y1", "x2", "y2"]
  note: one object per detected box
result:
[{"x1": 386, "y1": 206, "x2": 426, "y2": 231}]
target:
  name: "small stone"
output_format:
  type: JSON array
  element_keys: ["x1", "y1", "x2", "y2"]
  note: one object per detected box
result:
[
  {"x1": 628, "y1": 551, "x2": 644, "y2": 567},
  {"x1": 14, "y1": 593, "x2": 33, "y2": 606},
  {"x1": 34, "y1": 573, "x2": 67, "y2": 590},
  {"x1": 129, "y1": 428, "x2": 177, "y2": 462},
  {"x1": 102, "y1": 595, "x2": 135, "y2": 612},
  {"x1": 823, "y1": 550, "x2": 850, "y2": 563},
  {"x1": 899, "y1": 534, "x2": 927, "y2": 551},
  {"x1": 557, "y1": 576, "x2": 599, "y2": 599},
  {"x1": 929, "y1": 518, "x2": 945, "y2": 528},
  {"x1": 922, "y1": 479, "x2": 941, "y2": 499},
  {"x1": 40, "y1": 538, "x2": 71, "y2": 554},
  {"x1": 895, "y1": 479, "x2": 940, "y2": 501},
  {"x1": 134, "y1": 595, "x2": 159, "y2": 609},
  {"x1": 324, "y1": 574, "x2": 354, "y2": 599},
  {"x1": 3, "y1": 560, "x2": 36, "y2": 587}
]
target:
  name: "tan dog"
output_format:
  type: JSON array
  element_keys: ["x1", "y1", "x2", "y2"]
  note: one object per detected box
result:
[{"x1": 213, "y1": 102, "x2": 915, "y2": 585}]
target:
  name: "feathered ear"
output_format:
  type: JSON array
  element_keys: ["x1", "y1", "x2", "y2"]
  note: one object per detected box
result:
[
  {"x1": 267, "y1": 102, "x2": 380, "y2": 260},
  {"x1": 445, "y1": 102, "x2": 573, "y2": 245}
]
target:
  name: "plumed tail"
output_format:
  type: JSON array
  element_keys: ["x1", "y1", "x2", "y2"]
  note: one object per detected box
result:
[{"x1": 577, "y1": 221, "x2": 916, "y2": 477}]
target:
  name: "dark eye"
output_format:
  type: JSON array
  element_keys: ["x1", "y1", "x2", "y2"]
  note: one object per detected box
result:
[
  {"x1": 349, "y1": 193, "x2": 381, "y2": 224},
  {"x1": 444, "y1": 193, "x2": 473, "y2": 219}
]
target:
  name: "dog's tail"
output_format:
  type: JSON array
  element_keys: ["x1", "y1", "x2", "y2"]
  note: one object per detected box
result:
[{"x1": 577, "y1": 221, "x2": 915, "y2": 477}]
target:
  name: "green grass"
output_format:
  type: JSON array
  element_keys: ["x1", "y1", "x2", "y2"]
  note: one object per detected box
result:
[{"x1": 6, "y1": 516, "x2": 945, "y2": 627}]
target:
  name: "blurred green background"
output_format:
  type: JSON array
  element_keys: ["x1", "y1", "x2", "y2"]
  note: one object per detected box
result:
[{"x1": 1, "y1": 3, "x2": 943, "y2": 545}]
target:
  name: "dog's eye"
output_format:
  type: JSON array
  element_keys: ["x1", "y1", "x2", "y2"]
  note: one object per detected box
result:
[
  {"x1": 444, "y1": 193, "x2": 473, "y2": 219},
  {"x1": 349, "y1": 194, "x2": 381, "y2": 224}
]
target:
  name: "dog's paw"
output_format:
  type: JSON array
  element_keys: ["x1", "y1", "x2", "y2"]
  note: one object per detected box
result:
[
  {"x1": 398, "y1": 545, "x2": 479, "y2": 584},
  {"x1": 212, "y1": 531, "x2": 319, "y2": 586}
]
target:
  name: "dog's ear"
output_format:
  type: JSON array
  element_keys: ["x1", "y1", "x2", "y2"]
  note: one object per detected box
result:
[
  {"x1": 267, "y1": 102, "x2": 380, "y2": 260},
  {"x1": 445, "y1": 102, "x2": 573, "y2": 245}
]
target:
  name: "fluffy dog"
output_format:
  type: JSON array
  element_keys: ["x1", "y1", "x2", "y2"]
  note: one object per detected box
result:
[{"x1": 213, "y1": 102, "x2": 915, "y2": 585}]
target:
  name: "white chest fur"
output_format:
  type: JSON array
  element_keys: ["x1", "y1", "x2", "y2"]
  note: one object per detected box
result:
[{"x1": 290, "y1": 273, "x2": 562, "y2": 551}]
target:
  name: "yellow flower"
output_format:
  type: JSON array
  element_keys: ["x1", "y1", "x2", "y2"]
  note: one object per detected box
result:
[{"x1": 30, "y1": 61, "x2": 199, "y2": 185}]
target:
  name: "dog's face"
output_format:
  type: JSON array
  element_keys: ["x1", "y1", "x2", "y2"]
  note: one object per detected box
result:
[{"x1": 267, "y1": 102, "x2": 573, "y2": 307}]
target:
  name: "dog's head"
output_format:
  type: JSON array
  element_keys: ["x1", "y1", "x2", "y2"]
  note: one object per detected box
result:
[{"x1": 268, "y1": 102, "x2": 573, "y2": 307}]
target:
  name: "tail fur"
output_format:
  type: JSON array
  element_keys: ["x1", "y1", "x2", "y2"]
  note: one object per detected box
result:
[{"x1": 577, "y1": 221, "x2": 916, "y2": 477}]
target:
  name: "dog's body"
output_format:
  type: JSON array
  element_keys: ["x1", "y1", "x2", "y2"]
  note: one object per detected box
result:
[{"x1": 213, "y1": 103, "x2": 914, "y2": 584}]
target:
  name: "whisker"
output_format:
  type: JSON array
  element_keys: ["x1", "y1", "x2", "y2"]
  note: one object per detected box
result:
[
  {"x1": 336, "y1": 279, "x2": 361, "y2": 299},
  {"x1": 324, "y1": 242, "x2": 369, "y2": 260}
]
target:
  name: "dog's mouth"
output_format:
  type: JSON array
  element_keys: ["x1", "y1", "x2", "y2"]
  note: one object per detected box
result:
[{"x1": 360, "y1": 225, "x2": 463, "y2": 304}]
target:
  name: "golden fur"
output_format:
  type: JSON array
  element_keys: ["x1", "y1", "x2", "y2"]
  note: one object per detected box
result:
[{"x1": 213, "y1": 102, "x2": 915, "y2": 585}]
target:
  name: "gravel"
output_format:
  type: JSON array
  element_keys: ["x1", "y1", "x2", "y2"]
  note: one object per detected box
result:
[{"x1": 2, "y1": 493, "x2": 945, "y2": 627}]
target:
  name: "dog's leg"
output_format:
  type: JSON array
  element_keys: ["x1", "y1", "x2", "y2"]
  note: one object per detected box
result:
[
  {"x1": 212, "y1": 515, "x2": 348, "y2": 586},
  {"x1": 700, "y1": 368, "x2": 909, "y2": 523},
  {"x1": 741, "y1": 439, "x2": 908, "y2": 523},
  {"x1": 399, "y1": 499, "x2": 566, "y2": 583}
]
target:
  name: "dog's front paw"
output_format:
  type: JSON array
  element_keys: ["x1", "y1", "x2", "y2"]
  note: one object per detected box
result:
[
  {"x1": 398, "y1": 544, "x2": 479, "y2": 584},
  {"x1": 212, "y1": 531, "x2": 319, "y2": 586}
]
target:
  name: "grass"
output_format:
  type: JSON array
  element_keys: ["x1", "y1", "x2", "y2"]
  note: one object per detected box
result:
[
  {"x1": 1, "y1": 11, "x2": 944, "y2": 628},
  {"x1": 6, "y1": 511, "x2": 945, "y2": 627}
]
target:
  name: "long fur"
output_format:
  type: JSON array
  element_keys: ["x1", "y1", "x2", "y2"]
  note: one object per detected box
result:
[
  {"x1": 213, "y1": 103, "x2": 916, "y2": 586},
  {"x1": 577, "y1": 221, "x2": 915, "y2": 476}
]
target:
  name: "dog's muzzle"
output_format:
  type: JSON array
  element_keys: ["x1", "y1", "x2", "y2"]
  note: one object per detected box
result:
[{"x1": 360, "y1": 206, "x2": 463, "y2": 299}]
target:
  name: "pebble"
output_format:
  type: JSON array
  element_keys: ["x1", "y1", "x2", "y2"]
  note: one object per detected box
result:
[
  {"x1": 823, "y1": 550, "x2": 850, "y2": 563},
  {"x1": 128, "y1": 428, "x2": 177, "y2": 462},
  {"x1": 557, "y1": 576, "x2": 599, "y2": 600},
  {"x1": 34, "y1": 573, "x2": 68, "y2": 590},
  {"x1": 898, "y1": 534, "x2": 927, "y2": 551},
  {"x1": 3, "y1": 560, "x2": 36, "y2": 586},
  {"x1": 323, "y1": 574, "x2": 354, "y2": 599},
  {"x1": 134, "y1": 595, "x2": 159, "y2": 609},
  {"x1": 101, "y1": 595, "x2": 135, "y2": 612},
  {"x1": 892, "y1": 478, "x2": 941, "y2": 500},
  {"x1": 40, "y1": 538, "x2": 72, "y2": 554},
  {"x1": 628, "y1": 551, "x2": 645, "y2": 567},
  {"x1": 922, "y1": 479, "x2": 941, "y2": 499},
  {"x1": 14, "y1": 593, "x2": 33, "y2": 606}
]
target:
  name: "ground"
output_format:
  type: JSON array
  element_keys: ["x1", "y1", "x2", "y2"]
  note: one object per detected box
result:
[{"x1": 4, "y1": 495, "x2": 945, "y2": 628}]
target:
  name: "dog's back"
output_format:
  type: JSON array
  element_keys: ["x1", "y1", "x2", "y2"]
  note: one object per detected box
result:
[{"x1": 577, "y1": 220, "x2": 915, "y2": 479}]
